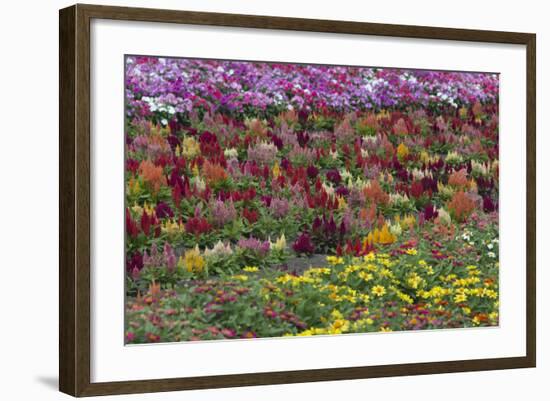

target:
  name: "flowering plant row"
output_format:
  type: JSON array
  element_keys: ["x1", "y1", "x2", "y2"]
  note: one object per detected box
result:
[
  {"x1": 124, "y1": 56, "x2": 499, "y2": 343},
  {"x1": 126, "y1": 58, "x2": 498, "y2": 123}
]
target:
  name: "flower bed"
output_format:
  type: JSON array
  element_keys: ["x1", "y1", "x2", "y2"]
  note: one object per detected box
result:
[{"x1": 124, "y1": 56, "x2": 499, "y2": 343}]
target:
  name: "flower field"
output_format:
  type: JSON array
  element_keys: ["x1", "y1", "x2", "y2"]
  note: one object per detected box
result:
[{"x1": 124, "y1": 56, "x2": 499, "y2": 344}]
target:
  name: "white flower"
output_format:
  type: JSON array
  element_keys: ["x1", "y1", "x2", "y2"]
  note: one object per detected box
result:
[
  {"x1": 362, "y1": 135, "x2": 378, "y2": 144},
  {"x1": 193, "y1": 176, "x2": 206, "y2": 192},
  {"x1": 204, "y1": 241, "x2": 233, "y2": 258},
  {"x1": 322, "y1": 182, "x2": 335, "y2": 197},
  {"x1": 270, "y1": 234, "x2": 286, "y2": 251},
  {"x1": 340, "y1": 169, "x2": 352, "y2": 182},
  {"x1": 437, "y1": 208, "x2": 452, "y2": 226},
  {"x1": 445, "y1": 151, "x2": 463, "y2": 164},
  {"x1": 390, "y1": 223, "x2": 402, "y2": 237},
  {"x1": 389, "y1": 193, "x2": 410, "y2": 206},
  {"x1": 487, "y1": 243, "x2": 494, "y2": 250},
  {"x1": 488, "y1": 252, "x2": 496, "y2": 258},
  {"x1": 224, "y1": 148, "x2": 239, "y2": 159}
]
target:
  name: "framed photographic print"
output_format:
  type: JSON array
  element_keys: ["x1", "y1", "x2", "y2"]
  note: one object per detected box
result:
[{"x1": 59, "y1": 3, "x2": 536, "y2": 397}]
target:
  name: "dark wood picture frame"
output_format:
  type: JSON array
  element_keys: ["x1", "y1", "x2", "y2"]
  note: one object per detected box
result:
[{"x1": 59, "y1": 3, "x2": 536, "y2": 397}]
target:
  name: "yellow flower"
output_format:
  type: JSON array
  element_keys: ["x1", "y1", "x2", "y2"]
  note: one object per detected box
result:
[
  {"x1": 379, "y1": 268, "x2": 394, "y2": 278},
  {"x1": 243, "y1": 266, "x2": 259, "y2": 273},
  {"x1": 453, "y1": 277, "x2": 480, "y2": 287},
  {"x1": 329, "y1": 319, "x2": 350, "y2": 334},
  {"x1": 418, "y1": 286, "x2": 450, "y2": 299},
  {"x1": 420, "y1": 262, "x2": 434, "y2": 275},
  {"x1": 127, "y1": 177, "x2": 142, "y2": 196},
  {"x1": 371, "y1": 285, "x2": 386, "y2": 297},
  {"x1": 371, "y1": 224, "x2": 397, "y2": 245},
  {"x1": 377, "y1": 110, "x2": 390, "y2": 120},
  {"x1": 142, "y1": 202, "x2": 155, "y2": 216},
  {"x1": 454, "y1": 293, "x2": 468, "y2": 303},
  {"x1": 363, "y1": 252, "x2": 376, "y2": 262},
  {"x1": 305, "y1": 267, "x2": 331, "y2": 277},
  {"x1": 419, "y1": 150, "x2": 430, "y2": 164},
  {"x1": 405, "y1": 248, "x2": 417, "y2": 255},
  {"x1": 481, "y1": 288, "x2": 498, "y2": 299},
  {"x1": 392, "y1": 287, "x2": 414, "y2": 304},
  {"x1": 276, "y1": 274, "x2": 314, "y2": 286},
  {"x1": 231, "y1": 274, "x2": 248, "y2": 281},
  {"x1": 400, "y1": 293, "x2": 414, "y2": 304},
  {"x1": 161, "y1": 219, "x2": 185, "y2": 238},
  {"x1": 272, "y1": 161, "x2": 281, "y2": 178},
  {"x1": 181, "y1": 136, "x2": 201, "y2": 158},
  {"x1": 406, "y1": 273, "x2": 423, "y2": 289},
  {"x1": 330, "y1": 309, "x2": 344, "y2": 320},
  {"x1": 179, "y1": 246, "x2": 205, "y2": 274},
  {"x1": 295, "y1": 327, "x2": 329, "y2": 337},
  {"x1": 326, "y1": 256, "x2": 344, "y2": 265},
  {"x1": 380, "y1": 224, "x2": 397, "y2": 244},
  {"x1": 337, "y1": 196, "x2": 347, "y2": 210},
  {"x1": 365, "y1": 263, "x2": 378, "y2": 272},
  {"x1": 359, "y1": 293, "x2": 371, "y2": 304},
  {"x1": 398, "y1": 214, "x2": 416, "y2": 230},
  {"x1": 276, "y1": 274, "x2": 294, "y2": 284},
  {"x1": 358, "y1": 271, "x2": 373, "y2": 282},
  {"x1": 192, "y1": 165, "x2": 200, "y2": 177},
  {"x1": 396, "y1": 143, "x2": 409, "y2": 161}
]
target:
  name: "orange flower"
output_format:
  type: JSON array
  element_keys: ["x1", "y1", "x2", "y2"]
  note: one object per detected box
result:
[
  {"x1": 138, "y1": 159, "x2": 166, "y2": 195},
  {"x1": 472, "y1": 101, "x2": 483, "y2": 118},
  {"x1": 363, "y1": 180, "x2": 389, "y2": 206},
  {"x1": 246, "y1": 118, "x2": 268, "y2": 138},
  {"x1": 357, "y1": 113, "x2": 378, "y2": 131},
  {"x1": 448, "y1": 168, "x2": 469, "y2": 188},
  {"x1": 279, "y1": 109, "x2": 298, "y2": 124},
  {"x1": 202, "y1": 160, "x2": 228, "y2": 185},
  {"x1": 149, "y1": 281, "x2": 161, "y2": 299},
  {"x1": 148, "y1": 133, "x2": 171, "y2": 151},
  {"x1": 447, "y1": 191, "x2": 476, "y2": 222},
  {"x1": 392, "y1": 118, "x2": 408, "y2": 135},
  {"x1": 359, "y1": 204, "x2": 377, "y2": 224}
]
